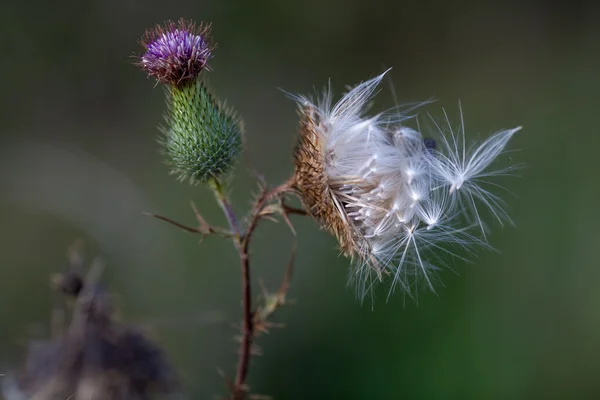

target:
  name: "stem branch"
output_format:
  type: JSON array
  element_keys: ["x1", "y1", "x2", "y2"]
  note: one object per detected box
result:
[{"x1": 211, "y1": 179, "x2": 294, "y2": 399}]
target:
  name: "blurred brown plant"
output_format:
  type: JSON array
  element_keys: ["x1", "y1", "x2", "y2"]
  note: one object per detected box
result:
[{"x1": 3, "y1": 243, "x2": 180, "y2": 400}]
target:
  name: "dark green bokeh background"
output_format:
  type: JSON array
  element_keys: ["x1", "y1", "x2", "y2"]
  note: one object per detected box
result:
[{"x1": 1, "y1": 1, "x2": 599, "y2": 398}]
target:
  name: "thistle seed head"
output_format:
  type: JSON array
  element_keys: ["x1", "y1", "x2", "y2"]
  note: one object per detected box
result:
[
  {"x1": 138, "y1": 18, "x2": 213, "y2": 86},
  {"x1": 292, "y1": 71, "x2": 521, "y2": 301}
]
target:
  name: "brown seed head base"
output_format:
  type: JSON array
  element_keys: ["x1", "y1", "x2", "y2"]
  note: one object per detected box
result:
[{"x1": 292, "y1": 106, "x2": 369, "y2": 261}]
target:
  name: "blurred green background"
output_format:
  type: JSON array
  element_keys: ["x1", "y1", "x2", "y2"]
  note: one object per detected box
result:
[{"x1": 1, "y1": 0, "x2": 599, "y2": 398}]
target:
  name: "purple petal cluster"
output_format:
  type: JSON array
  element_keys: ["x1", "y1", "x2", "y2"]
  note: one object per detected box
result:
[{"x1": 139, "y1": 19, "x2": 213, "y2": 85}]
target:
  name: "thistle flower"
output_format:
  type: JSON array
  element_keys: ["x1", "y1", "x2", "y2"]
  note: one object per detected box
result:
[
  {"x1": 137, "y1": 19, "x2": 243, "y2": 184},
  {"x1": 139, "y1": 19, "x2": 213, "y2": 86},
  {"x1": 292, "y1": 71, "x2": 521, "y2": 300}
]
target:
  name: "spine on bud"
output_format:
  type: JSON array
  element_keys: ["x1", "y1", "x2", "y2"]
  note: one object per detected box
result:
[{"x1": 161, "y1": 79, "x2": 243, "y2": 184}]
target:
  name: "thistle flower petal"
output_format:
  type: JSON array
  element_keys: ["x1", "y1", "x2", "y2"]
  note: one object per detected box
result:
[{"x1": 138, "y1": 18, "x2": 213, "y2": 86}]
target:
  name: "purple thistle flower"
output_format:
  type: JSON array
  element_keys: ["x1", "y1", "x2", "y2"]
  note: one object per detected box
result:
[{"x1": 138, "y1": 19, "x2": 213, "y2": 85}]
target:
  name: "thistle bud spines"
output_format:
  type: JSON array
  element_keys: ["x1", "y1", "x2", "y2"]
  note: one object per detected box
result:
[{"x1": 161, "y1": 79, "x2": 243, "y2": 184}]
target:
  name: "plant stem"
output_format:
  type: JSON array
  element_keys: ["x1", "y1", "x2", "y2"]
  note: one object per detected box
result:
[
  {"x1": 234, "y1": 249, "x2": 252, "y2": 398},
  {"x1": 210, "y1": 178, "x2": 295, "y2": 399},
  {"x1": 211, "y1": 178, "x2": 241, "y2": 243},
  {"x1": 209, "y1": 178, "x2": 251, "y2": 398}
]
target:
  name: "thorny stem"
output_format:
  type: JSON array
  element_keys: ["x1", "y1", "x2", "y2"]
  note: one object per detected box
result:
[
  {"x1": 210, "y1": 177, "x2": 296, "y2": 399},
  {"x1": 147, "y1": 176, "x2": 300, "y2": 399},
  {"x1": 210, "y1": 179, "x2": 242, "y2": 246},
  {"x1": 144, "y1": 211, "x2": 233, "y2": 239}
]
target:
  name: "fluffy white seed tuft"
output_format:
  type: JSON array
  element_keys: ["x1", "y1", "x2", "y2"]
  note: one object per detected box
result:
[{"x1": 294, "y1": 71, "x2": 520, "y2": 301}]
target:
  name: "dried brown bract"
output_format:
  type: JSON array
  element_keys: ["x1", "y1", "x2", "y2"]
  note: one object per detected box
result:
[{"x1": 292, "y1": 105, "x2": 367, "y2": 260}]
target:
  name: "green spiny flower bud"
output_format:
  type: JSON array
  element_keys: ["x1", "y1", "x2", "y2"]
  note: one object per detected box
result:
[{"x1": 161, "y1": 79, "x2": 243, "y2": 183}]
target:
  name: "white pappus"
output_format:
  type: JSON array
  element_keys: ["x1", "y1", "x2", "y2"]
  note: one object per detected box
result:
[{"x1": 291, "y1": 69, "x2": 521, "y2": 302}]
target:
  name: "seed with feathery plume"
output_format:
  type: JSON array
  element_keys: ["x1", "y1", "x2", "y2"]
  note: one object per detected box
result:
[
  {"x1": 138, "y1": 19, "x2": 213, "y2": 86},
  {"x1": 291, "y1": 70, "x2": 521, "y2": 301}
]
